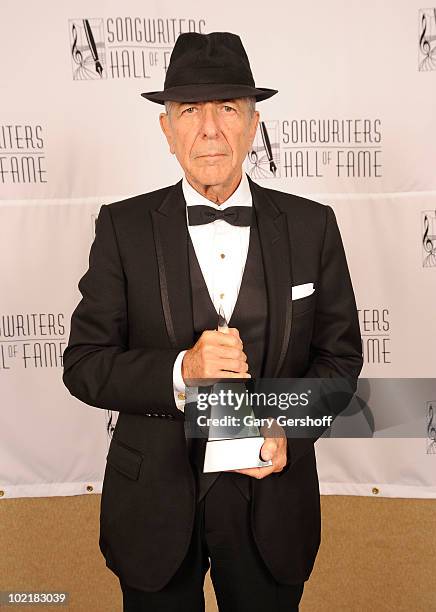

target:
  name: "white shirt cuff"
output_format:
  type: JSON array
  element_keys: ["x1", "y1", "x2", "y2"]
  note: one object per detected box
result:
[{"x1": 173, "y1": 350, "x2": 187, "y2": 412}]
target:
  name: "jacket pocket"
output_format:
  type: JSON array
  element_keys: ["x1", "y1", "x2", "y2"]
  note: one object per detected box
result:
[
  {"x1": 106, "y1": 438, "x2": 143, "y2": 481},
  {"x1": 292, "y1": 292, "x2": 316, "y2": 317}
]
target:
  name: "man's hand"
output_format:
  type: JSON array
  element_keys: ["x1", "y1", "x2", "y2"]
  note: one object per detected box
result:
[
  {"x1": 228, "y1": 420, "x2": 288, "y2": 479},
  {"x1": 182, "y1": 327, "x2": 251, "y2": 385}
]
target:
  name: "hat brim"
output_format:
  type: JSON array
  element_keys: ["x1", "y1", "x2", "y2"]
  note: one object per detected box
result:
[{"x1": 140, "y1": 83, "x2": 278, "y2": 105}]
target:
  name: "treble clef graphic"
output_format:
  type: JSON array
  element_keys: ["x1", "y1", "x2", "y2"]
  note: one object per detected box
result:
[
  {"x1": 428, "y1": 404, "x2": 435, "y2": 439},
  {"x1": 419, "y1": 12, "x2": 430, "y2": 56},
  {"x1": 248, "y1": 150, "x2": 258, "y2": 165},
  {"x1": 71, "y1": 23, "x2": 83, "y2": 65},
  {"x1": 427, "y1": 403, "x2": 436, "y2": 453},
  {"x1": 419, "y1": 10, "x2": 436, "y2": 70},
  {"x1": 422, "y1": 215, "x2": 434, "y2": 253},
  {"x1": 106, "y1": 410, "x2": 116, "y2": 438}
]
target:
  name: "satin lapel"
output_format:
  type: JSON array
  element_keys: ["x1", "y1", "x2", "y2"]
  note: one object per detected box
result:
[
  {"x1": 151, "y1": 180, "x2": 195, "y2": 349},
  {"x1": 248, "y1": 176, "x2": 293, "y2": 378}
]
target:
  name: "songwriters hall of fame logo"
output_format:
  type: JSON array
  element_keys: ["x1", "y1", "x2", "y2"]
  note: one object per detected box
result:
[
  {"x1": 69, "y1": 19, "x2": 106, "y2": 80},
  {"x1": 246, "y1": 121, "x2": 280, "y2": 179},
  {"x1": 422, "y1": 210, "x2": 436, "y2": 267},
  {"x1": 68, "y1": 17, "x2": 206, "y2": 80},
  {"x1": 419, "y1": 8, "x2": 436, "y2": 71},
  {"x1": 427, "y1": 402, "x2": 436, "y2": 454},
  {"x1": 246, "y1": 118, "x2": 382, "y2": 180}
]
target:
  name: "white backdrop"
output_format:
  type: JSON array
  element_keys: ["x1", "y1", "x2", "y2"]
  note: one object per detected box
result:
[{"x1": 0, "y1": 0, "x2": 435, "y2": 499}]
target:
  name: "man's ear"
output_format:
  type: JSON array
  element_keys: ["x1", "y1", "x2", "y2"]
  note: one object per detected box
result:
[
  {"x1": 248, "y1": 110, "x2": 260, "y2": 148},
  {"x1": 159, "y1": 113, "x2": 175, "y2": 154}
]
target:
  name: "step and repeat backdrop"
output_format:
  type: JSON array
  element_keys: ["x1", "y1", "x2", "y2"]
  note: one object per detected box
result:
[{"x1": 0, "y1": 0, "x2": 435, "y2": 499}]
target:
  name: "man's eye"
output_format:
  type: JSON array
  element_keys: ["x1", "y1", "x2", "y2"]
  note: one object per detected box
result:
[
  {"x1": 223, "y1": 105, "x2": 235, "y2": 112},
  {"x1": 184, "y1": 107, "x2": 196, "y2": 114}
]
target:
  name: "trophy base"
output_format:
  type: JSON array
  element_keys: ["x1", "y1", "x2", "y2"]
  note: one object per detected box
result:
[{"x1": 203, "y1": 436, "x2": 273, "y2": 473}]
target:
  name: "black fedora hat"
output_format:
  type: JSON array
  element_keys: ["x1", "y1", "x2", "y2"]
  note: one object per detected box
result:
[{"x1": 141, "y1": 31, "x2": 278, "y2": 105}]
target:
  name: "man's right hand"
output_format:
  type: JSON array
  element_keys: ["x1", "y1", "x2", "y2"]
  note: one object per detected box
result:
[{"x1": 181, "y1": 328, "x2": 251, "y2": 385}]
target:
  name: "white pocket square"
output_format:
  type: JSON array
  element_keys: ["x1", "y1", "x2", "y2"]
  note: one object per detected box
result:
[{"x1": 292, "y1": 282, "x2": 315, "y2": 300}]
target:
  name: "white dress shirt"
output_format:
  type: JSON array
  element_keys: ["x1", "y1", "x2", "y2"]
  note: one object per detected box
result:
[{"x1": 173, "y1": 172, "x2": 253, "y2": 411}]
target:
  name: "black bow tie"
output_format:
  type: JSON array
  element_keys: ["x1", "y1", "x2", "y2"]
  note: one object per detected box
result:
[{"x1": 187, "y1": 205, "x2": 252, "y2": 227}]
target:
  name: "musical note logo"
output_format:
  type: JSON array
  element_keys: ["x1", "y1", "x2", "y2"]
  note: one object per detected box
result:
[
  {"x1": 422, "y1": 211, "x2": 436, "y2": 267},
  {"x1": 418, "y1": 9, "x2": 436, "y2": 71},
  {"x1": 71, "y1": 24, "x2": 83, "y2": 66},
  {"x1": 426, "y1": 402, "x2": 436, "y2": 454},
  {"x1": 105, "y1": 409, "x2": 119, "y2": 453},
  {"x1": 247, "y1": 120, "x2": 281, "y2": 179},
  {"x1": 69, "y1": 18, "x2": 106, "y2": 80},
  {"x1": 106, "y1": 410, "x2": 117, "y2": 439}
]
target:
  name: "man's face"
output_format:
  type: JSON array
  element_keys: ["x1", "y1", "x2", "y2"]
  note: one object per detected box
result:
[{"x1": 159, "y1": 98, "x2": 260, "y2": 188}]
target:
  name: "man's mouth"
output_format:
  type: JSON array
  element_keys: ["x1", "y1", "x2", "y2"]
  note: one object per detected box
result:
[{"x1": 197, "y1": 153, "x2": 226, "y2": 157}]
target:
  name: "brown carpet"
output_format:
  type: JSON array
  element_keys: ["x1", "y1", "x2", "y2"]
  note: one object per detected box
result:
[{"x1": 0, "y1": 494, "x2": 434, "y2": 611}]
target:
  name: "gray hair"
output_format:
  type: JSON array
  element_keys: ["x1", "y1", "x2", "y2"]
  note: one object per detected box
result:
[{"x1": 164, "y1": 96, "x2": 256, "y2": 119}]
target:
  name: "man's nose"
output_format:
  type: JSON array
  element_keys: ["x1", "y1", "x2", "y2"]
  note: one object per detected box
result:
[{"x1": 199, "y1": 105, "x2": 220, "y2": 137}]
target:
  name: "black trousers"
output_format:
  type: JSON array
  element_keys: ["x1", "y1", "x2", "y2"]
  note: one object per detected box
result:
[{"x1": 119, "y1": 472, "x2": 305, "y2": 612}]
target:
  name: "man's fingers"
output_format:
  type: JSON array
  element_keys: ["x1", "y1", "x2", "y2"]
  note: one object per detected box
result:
[
  {"x1": 220, "y1": 360, "x2": 249, "y2": 374},
  {"x1": 260, "y1": 438, "x2": 278, "y2": 462},
  {"x1": 182, "y1": 327, "x2": 251, "y2": 385},
  {"x1": 216, "y1": 347, "x2": 248, "y2": 361},
  {"x1": 229, "y1": 465, "x2": 275, "y2": 479},
  {"x1": 215, "y1": 330, "x2": 243, "y2": 348},
  {"x1": 220, "y1": 371, "x2": 251, "y2": 378},
  {"x1": 227, "y1": 436, "x2": 288, "y2": 479}
]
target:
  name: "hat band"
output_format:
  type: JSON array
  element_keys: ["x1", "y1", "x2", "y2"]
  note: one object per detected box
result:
[{"x1": 165, "y1": 63, "x2": 255, "y2": 89}]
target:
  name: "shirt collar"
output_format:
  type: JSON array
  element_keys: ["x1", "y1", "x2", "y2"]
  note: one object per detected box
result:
[{"x1": 182, "y1": 172, "x2": 252, "y2": 210}]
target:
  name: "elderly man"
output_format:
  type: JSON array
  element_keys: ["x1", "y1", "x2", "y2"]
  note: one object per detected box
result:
[{"x1": 63, "y1": 32, "x2": 362, "y2": 612}]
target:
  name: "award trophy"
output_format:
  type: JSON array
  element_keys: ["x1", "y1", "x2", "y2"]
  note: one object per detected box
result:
[{"x1": 202, "y1": 305, "x2": 273, "y2": 472}]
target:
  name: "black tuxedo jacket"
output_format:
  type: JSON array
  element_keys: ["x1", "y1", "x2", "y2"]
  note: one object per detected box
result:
[{"x1": 62, "y1": 174, "x2": 363, "y2": 592}]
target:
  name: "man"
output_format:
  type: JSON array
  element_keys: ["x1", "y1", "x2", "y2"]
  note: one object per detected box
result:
[{"x1": 62, "y1": 32, "x2": 363, "y2": 611}]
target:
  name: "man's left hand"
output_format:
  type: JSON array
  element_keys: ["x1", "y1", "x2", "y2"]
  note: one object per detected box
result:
[{"x1": 227, "y1": 420, "x2": 288, "y2": 479}]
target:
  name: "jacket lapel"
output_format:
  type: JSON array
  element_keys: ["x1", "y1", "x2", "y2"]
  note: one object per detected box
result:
[
  {"x1": 151, "y1": 180, "x2": 195, "y2": 349},
  {"x1": 248, "y1": 176, "x2": 293, "y2": 378}
]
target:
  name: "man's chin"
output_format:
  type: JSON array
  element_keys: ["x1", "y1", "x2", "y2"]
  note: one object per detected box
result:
[{"x1": 189, "y1": 168, "x2": 231, "y2": 188}]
